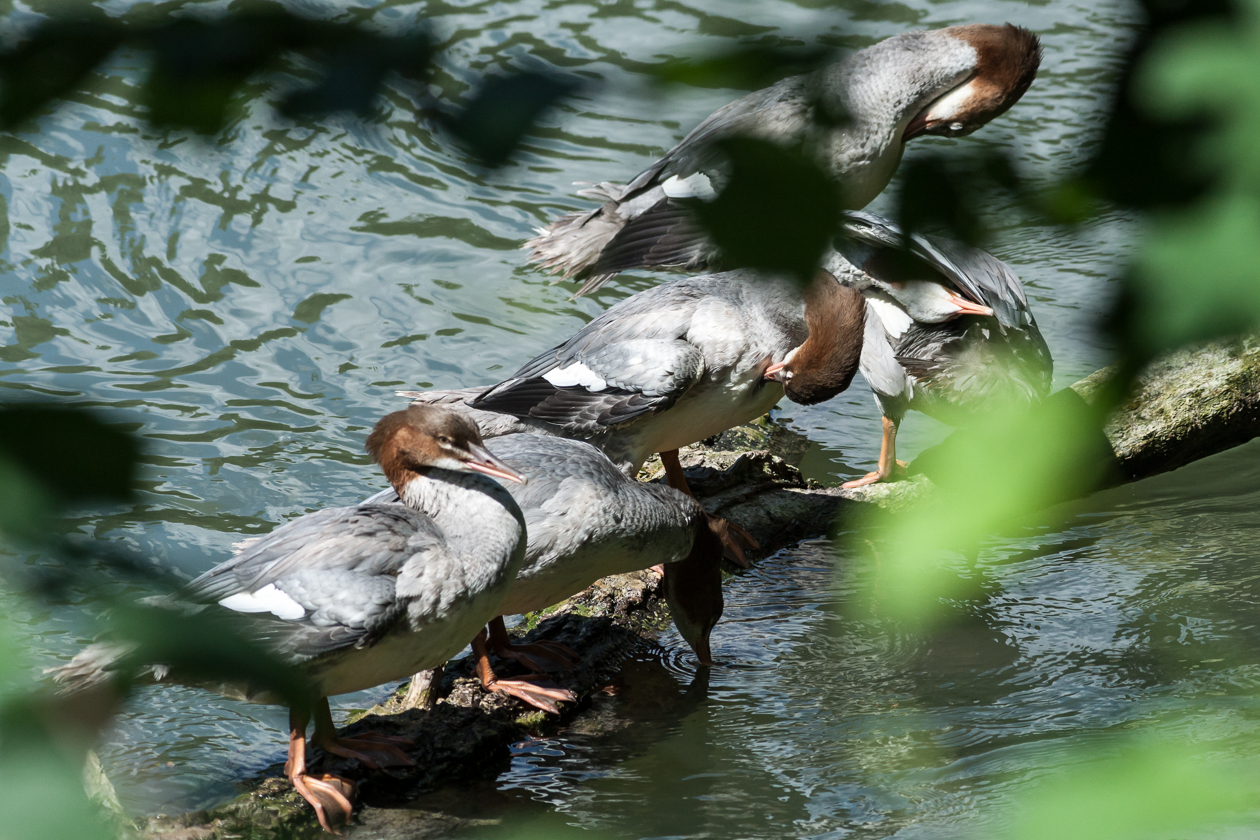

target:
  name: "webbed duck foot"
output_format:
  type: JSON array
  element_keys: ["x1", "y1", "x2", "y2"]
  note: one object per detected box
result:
[
  {"x1": 488, "y1": 616, "x2": 579, "y2": 673},
  {"x1": 484, "y1": 673, "x2": 577, "y2": 714},
  {"x1": 288, "y1": 706, "x2": 357, "y2": 834},
  {"x1": 841, "y1": 460, "x2": 907, "y2": 489},
  {"x1": 312, "y1": 698, "x2": 414, "y2": 769},
  {"x1": 475, "y1": 625, "x2": 576, "y2": 714},
  {"x1": 499, "y1": 640, "x2": 581, "y2": 673},
  {"x1": 292, "y1": 772, "x2": 357, "y2": 834},
  {"x1": 316, "y1": 733, "x2": 415, "y2": 769}
]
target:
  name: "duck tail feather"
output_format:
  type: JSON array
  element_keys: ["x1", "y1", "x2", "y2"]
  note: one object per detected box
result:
[
  {"x1": 46, "y1": 641, "x2": 148, "y2": 695},
  {"x1": 524, "y1": 182, "x2": 630, "y2": 283}
]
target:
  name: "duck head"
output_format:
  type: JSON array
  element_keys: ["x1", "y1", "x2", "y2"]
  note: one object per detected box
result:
[
  {"x1": 765, "y1": 272, "x2": 866, "y2": 405},
  {"x1": 886, "y1": 280, "x2": 994, "y2": 323},
  {"x1": 903, "y1": 24, "x2": 1041, "y2": 142},
  {"x1": 663, "y1": 516, "x2": 727, "y2": 666},
  {"x1": 366, "y1": 405, "x2": 526, "y2": 491}
]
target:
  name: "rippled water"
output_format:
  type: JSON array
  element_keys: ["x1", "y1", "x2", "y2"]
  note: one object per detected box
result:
[
  {"x1": 12, "y1": 0, "x2": 1250, "y2": 834},
  {"x1": 421, "y1": 440, "x2": 1260, "y2": 840}
]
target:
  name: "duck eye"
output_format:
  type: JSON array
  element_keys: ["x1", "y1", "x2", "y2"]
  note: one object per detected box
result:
[{"x1": 438, "y1": 435, "x2": 451, "y2": 445}]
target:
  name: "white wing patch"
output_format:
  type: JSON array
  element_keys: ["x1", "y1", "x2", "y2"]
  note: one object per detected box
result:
[
  {"x1": 219, "y1": 584, "x2": 307, "y2": 620},
  {"x1": 866, "y1": 297, "x2": 913, "y2": 339},
  {"x1": 543, "y1": 362, "x2": 608, "y2": 392},
  {"x1": 661, "y1": 172, "x2": 716, "y2": 200}
]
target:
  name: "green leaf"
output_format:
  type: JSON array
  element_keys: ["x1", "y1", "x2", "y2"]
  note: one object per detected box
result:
[
  {"x1": 649, "y1": 44, "x2": 830, "y2": 91},
  {"x1": 1002, "y1": 738, "x2": 1256, "y2": 840},
  {"x1": 0, "y1": 19, "x2": 124, "y2": 128},
  {"x1": 281, "y1": 32, "x2": 432, "y2": 119},
  {"x1": 145, "y1": 16, "x2": 290, "y2": 134},
  {"x1": 896, "y1": 155, "x2": 985, "y2": 245},
  {"x1": 854, "y1": 389, "x2": 1117, "y2": 627},
  {"x1": 692, "y1": 137, "x2": 841, "y2": 282},
  {"x1": 447, "y1": 72, "x2": 579, "y2": 167},
  {"x1": 0, "y1": 405, "x2": 139, "y2": 506},
  {"x1": 109, "y1": 601, "x2": 317, "y2": 711},
  {"x1": 1131, "y1": 193, "x2": 1260, "y2": 352}
]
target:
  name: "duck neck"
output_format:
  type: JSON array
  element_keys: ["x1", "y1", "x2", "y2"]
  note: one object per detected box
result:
[
  {"x1": 662, "y1": 514, "x2": 725, "y2": 665},
  {"x1": 824, "y1": 30, "x2": 975, "y2": 136},
  {"x1": 784, "y1": 271, "x2": 866, "y2": 405},
  {"x1": 395, "y1": 467, "x2": 526, "y2": 570}
]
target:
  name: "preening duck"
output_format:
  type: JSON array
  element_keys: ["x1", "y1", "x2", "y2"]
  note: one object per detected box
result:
[
  {"x1": 527, "y1": 24, "x2": 1041, "y2": 293},
  {"x1": 403, "y1": 269, "x2": 867, "y2": 562},
  {"x1": 53, "y1": 406, "x2": 527, "y2": 833},
  {"x1": 375, "y1": 434, "x2": 727, "y2": 714},
  {"x1": 826, "y1": 211, "x2": 1053, "y2": 487}
]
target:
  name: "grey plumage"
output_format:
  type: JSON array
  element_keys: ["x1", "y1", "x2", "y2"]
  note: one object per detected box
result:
[
  {"x1": 55, "y1": 470, "x2": 527, "y2": 701},
  {"x1": 178, "y1": 504, "x2": 439, "y2": 660},
  {"x1": 526, "y1": 26, "x2": 1038, "y2": 292},
  {"x1": 373, "y1": 434, "x2": 704, "y2": 617},
  {"x1": 463, "y1": 271, "x2": 809, "y2": 471},
  {"x1": 831, "y1": 212, "x2": 1052, "y2": 424}
]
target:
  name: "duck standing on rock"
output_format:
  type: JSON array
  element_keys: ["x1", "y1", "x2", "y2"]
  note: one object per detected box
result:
[
  {"x1": 377, "y1": 434, "x2": 728, "y2": 714},
  {"x1": 826, "y1": 212, "x2": 1053, "y2": 487},
  {"x1": 52, "y1": 406, "x2": 528, "y2": 833},
  {"x1": 527, "y1": 24, "x2": 1041, "y2": 293},
  {"x1": 402, "y1": 268, "x2": 869, "y2": 563}
]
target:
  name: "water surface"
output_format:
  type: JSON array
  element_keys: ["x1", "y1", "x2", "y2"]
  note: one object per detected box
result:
[{"x1": 5, "y1": 1, "x2": 1243, "y2": 837}]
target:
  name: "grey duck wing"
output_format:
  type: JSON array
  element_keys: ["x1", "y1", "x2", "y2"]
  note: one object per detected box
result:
[{"x1": 183, "y1": 504, "x2": 445, "y2": 659}]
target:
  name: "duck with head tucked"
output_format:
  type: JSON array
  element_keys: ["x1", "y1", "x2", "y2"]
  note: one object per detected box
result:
[
  {"x1": 527, "y1": 24, "x2": 1041, "y2": 293},
  {"x1": 826, "y1": 211, "x2": 1053, "y2": 486}
]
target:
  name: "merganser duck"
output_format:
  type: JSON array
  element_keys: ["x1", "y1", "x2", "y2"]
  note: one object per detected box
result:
[
  {"x1": 526, "y1": 24, "x2": 1040, "y2": 293},
  {"x1": 402, "y1": 269, "x2": 866, "y2": 562},
  {"x1": 53, "y1": 406, "x2": 527, "y2": 833},
  {"x1": 375, "y1": 434, "x2": 727, "y2": 714},
  {"x1": 825, "y1": 211, "x2": 1053, "y2": 486}
]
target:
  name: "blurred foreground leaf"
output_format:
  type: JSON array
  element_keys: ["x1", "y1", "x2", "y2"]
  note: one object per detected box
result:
[
  {"x1": 281, "y1": 31, "x2": 432, "y2": 119},
  {"x1": 446, "y1": 72, "x2": 579, "y2": 166},
  {"x1": 110, "y1": 601, "x2": 315, "y2": 710},
  {"x1": 0, "y1": 699, "x2": 115, "y2": 840},
  {"x1": 649, "y1": 44, "x2": 830, "y2": 91},
  {"x1": 854, "y1": 390, "x2": 1118, "y2": 627},
  {"x1": 1083, "y1": 0, "x2": 1232, "y2": 211},
  {"x1": 1087, "y1": 1, "x2": 1252, "y2": 356},
  {"x1": 694, "y1": 137, "x2": 841, "y2": 282},
  {"x1": 0, "y1": 405, "x2": 138, "y2": 508},
  {"x1": 1001, "y1": 737, "x2": 1255, "y2": 840},
  {"x1": 146, "y1": 15, "x2": 290, "y2": 133},
  {"x1": 0, "y1": 19, "x2": 123, "y2": 128}
]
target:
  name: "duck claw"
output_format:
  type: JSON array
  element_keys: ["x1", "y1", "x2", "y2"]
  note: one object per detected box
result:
[{"x1": 841, "y1": 460, "x2": 906, "y2": 489}]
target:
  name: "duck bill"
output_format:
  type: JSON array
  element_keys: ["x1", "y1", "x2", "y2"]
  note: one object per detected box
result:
[
  {"x1": 690, "y1": 634, "x2": 714, "y2": 667},
  {"x1": 764, "y1": 361, "x2": 787, "y2": 382},
  {"x1": 948, "y1": 292, "x2": 994, "y2": 318},
  {"x1": 463, "y1": 444, "x2": 527, "y2": 484}
]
